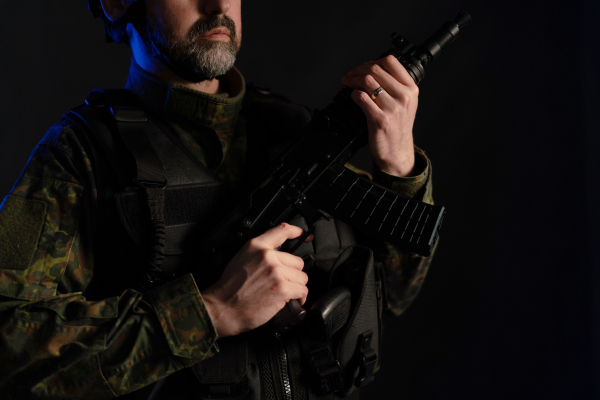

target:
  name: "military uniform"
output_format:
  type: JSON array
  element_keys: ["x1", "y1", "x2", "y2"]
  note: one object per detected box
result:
[{"x1": 0, "y1": 60, "x2": 434, "y2": 398}]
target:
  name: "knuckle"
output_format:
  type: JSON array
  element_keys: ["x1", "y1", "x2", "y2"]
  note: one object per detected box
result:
[
  {"x1": 270, "y1": 280, "x2": 285, "y2": 294},
  {"x1": 359, "y1": 75, "x2": 371, "y2": 86},
  {"x1": 265, "y1": 262, "x2": 278, "y2": 276},
  {"x1": 367, "y1": 75, "x2": 379, "y2": 88},
  {"x1": 398, "y1": 92, "x2": 410, "y2": 104},
  {"x1": 369, "y1": 63, "x2": 381, "y2": 74},
  {"x1": 379, "y1": 57, "x2": 391, "y2": 70},
  {"x1": 352, "y1": 89, "x2": 365, "y2": 101}
]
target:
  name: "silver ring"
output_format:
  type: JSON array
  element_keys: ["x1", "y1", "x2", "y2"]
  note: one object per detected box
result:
[{"x1": 371, "y1": 87, "x2": 384, "y2": 100}]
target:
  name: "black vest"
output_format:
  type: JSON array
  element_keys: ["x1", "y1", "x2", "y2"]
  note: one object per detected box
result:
[{"x1": 65, "y1": 88, "x2": 384, "y2": 400}]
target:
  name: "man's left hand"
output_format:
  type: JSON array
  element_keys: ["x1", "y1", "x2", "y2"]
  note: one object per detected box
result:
[{"x1": 341, "y1": 55, "x2": 419, "y2": 177}]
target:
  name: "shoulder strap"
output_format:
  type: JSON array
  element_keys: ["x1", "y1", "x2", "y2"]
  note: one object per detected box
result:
[
  {"x1": 85, "y1": 89, "x2": 167, "y2": 188},
  {"x1": 77, "y1": 89, "x2": 169, "y2": 291}
]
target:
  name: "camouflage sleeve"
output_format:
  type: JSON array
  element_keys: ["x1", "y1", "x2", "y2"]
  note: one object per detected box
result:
[
  {"x1": 351, "y1": 146, "x2": 436, "y2": 317},
  {"x1": 0, "y1": 121, "x2": 218, "y2": 399}
]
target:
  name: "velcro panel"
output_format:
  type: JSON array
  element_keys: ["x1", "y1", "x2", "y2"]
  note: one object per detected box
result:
[
  {"x1": 0, "y1": 196, "x2": 47, "y2": 270},
  {"x1": 114, "y1": 183, "x2": 223, "y2": 251}
]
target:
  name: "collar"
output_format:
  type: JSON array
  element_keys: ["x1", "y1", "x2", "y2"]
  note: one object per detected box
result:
[{"x1": 124, "y1": 59, "x2": 246, "y2": 132}]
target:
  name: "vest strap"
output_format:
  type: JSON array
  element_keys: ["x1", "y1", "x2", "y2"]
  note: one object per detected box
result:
[
  {"x1": 86, "y1": 89, "x2": 167, "y2": 187},
  {"x1": 85, "y1": 89, "x2": 168, "y2": 290}
]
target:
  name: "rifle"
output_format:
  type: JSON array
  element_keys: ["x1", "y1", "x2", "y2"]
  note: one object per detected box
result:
[{"x1": 201, "y1": 11, "x2": 471, "y2": 268}]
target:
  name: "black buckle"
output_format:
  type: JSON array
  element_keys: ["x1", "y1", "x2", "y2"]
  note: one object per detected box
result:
[
  {"x1": 133, "y1": 178, "x2": 168, "y2": 190},
  {"x1": 110, "y1": 106, "x2": 148, "y2": 123},
  {"x1": 355, "y1": 330, "x2": 377, "y2": 387},
  {"x1": 310, "y1": 347, "x2": 343, "y2": 395}
]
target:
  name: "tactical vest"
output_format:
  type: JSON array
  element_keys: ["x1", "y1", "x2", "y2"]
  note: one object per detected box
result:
[{"x1": 65, "y1": 88, "x2": 386, "y2": 400}]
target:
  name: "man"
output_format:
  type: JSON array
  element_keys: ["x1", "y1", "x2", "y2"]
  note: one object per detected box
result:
[{"x1": 0, "y1": 0, "x2": 434, "y2": 398}]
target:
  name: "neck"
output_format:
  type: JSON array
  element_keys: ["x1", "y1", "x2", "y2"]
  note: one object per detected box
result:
[{"x1": 128, "y1": 25, "x2": 223, "y2": 95}]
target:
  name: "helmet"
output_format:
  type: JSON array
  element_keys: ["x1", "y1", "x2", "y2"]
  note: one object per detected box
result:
[{"x1": 88, "y1": 0, "x2": 145, "y2": 44}]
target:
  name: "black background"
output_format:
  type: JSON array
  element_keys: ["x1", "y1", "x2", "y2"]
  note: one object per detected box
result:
[{"x1": 1, "y1": 1, "x2": 599, "y2": 399}]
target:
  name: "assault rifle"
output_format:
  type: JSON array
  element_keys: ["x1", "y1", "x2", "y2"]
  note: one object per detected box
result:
[{"x1": 201, "y1": 11, "x2": 471, "y2": 266}]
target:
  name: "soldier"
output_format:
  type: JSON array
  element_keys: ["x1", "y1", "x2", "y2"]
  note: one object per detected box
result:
[{"x1": 0, "y1": 0, "x2": 434, "y2": 398}]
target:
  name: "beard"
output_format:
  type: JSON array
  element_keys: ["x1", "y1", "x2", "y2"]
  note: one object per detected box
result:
[{"x1": 146, "y1": 13, "x2": 241, "y2": 80}]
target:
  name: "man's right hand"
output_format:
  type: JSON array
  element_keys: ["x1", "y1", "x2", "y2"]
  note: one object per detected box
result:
[{"x1": 201, "y1": 223, "x2": 312, "y2": 338}]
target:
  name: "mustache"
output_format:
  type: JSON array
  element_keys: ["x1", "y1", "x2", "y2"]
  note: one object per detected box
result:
[{"x1": 189, "y1": 15, "x2": 237, "y2": 41}]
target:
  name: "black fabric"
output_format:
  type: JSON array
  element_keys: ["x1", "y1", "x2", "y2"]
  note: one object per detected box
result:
[
  {"x1": 329, "y1": 247, "x2": 381, "y2": 396},
  {"x1": 85, "y1": 89, "x2": 170, "y2": 290},
  {"x1": 195, "y1": 336, "x2": 248, "y2": 385},
  {"x1": 88, "y1": 89, "x2": 166, "y2": 186},
  {"x1": 66, "y1": 97, "x2": 224, "y2": 297},
  {"x1": 114, "y1": 182, "x2": 222, "y2": 252}
]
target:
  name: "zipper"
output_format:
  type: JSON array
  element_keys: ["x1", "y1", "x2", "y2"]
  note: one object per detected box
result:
[{"x1": 275, "y1": 333, "x2": 293, "y2": 400}]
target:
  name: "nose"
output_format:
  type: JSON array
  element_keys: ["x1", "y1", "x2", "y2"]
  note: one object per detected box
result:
[{"x1": 202, "y1": 0, "x2": 230, "y2": 15}]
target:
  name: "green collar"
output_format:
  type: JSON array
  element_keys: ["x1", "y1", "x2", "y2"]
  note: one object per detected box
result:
[{"x1": 124, "y1": 59, "x2": 246, "y2": 132}]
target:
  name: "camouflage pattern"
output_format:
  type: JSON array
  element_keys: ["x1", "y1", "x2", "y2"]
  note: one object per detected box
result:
[
  {"x1": 351, "y1": 147, "x2": 435, "y2": 316},
  {"x1": 0, "y1": 60, "x2": 435, "y2": 397}
]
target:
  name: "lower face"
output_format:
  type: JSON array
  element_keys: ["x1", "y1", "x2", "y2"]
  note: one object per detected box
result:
[{"x1": 145, "y1": 1, "x2": 243, "y2": 80}]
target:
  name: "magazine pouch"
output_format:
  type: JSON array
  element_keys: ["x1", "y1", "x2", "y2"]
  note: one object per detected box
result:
[{"x1": 312, "y1": 245, "x2": 384, "y2": 398}]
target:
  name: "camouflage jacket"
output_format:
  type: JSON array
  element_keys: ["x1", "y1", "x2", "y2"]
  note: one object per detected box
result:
[{"x1": 0, "y1": 60, "x2": 435, "y2": 398}]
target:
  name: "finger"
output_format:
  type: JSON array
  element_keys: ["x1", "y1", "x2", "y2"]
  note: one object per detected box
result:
[
  {"x1": 343, "y1": 62, "x2": 406, "y2": 101},
  {"x1": 280, "y1": 266, "x2": 309, "y2": 285},
  {"x1": 285, "y1": 282, "x2": 309, "y2": 305},
  {"x1": 349, "y1": 57, "x2": 415, "y2": 88},
  {"x1": 347, "y1": 61, "x2": 376, "y2": 77},
  {"x1": 298, "y1": 293, "x2": 308, "y2": 306},
  {"x1": 378, "y1": 55, "x2": 417, "y2": 88},
  {"x1": 342, "y1": 73, "x2": 396, "y2": 112},
  {"x1": 255, "y1": 223, "x2": 307, "y2": 250},
  {"x1": 274, "y1": 251, "x2": 305, "y2": 271},
  {"x1": 350, "y1": 89, "x2": 385, "y2": 124}
]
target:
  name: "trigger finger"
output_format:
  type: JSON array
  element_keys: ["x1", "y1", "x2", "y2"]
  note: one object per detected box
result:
[{"x1": 259, "y1": 223, "x2": 306, "y2": 249}]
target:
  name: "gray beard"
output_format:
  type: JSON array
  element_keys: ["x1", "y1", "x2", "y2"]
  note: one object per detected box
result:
[
  {"x1": 147, "y1": 14, "x2": 240, "y2": 80},
  {"x1": 182, "y1": 40, "x2": 238, "y2": 79}
]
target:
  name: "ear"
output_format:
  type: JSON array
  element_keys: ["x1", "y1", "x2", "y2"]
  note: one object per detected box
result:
[{"x1": 99, "y1": 0, "x2": 133, "y2": 22}]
